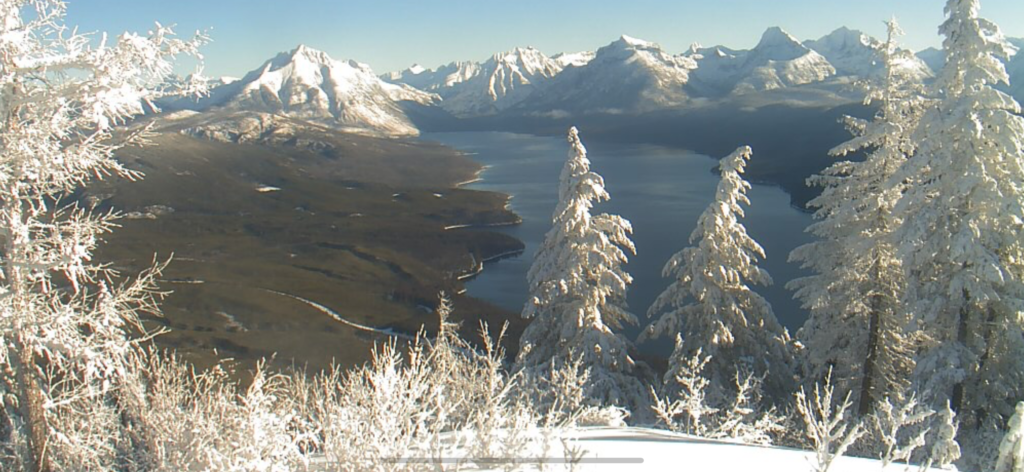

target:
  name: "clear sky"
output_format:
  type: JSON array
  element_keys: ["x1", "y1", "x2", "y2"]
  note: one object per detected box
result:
[{"x1": 65, "y1": 0, "x2": 1024, "y2": 78}]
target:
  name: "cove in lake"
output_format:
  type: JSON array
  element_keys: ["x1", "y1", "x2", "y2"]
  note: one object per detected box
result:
[{"x1": 425, "y1": 131, "x2": 816, "y2": 354}]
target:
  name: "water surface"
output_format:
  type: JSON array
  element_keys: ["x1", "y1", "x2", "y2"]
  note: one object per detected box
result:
[{"x1": 425, "y1": 131, "x2": 816, "y2": 352}]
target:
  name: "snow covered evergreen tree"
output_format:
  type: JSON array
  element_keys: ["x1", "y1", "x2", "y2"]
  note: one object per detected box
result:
[
  {"x1": 0, "y1": 1, "x2": 205, "y2": 470},
  {"x1": 516, "y1": 127, "x2": 647, "y2": 414},
  {"x1": 788, "y1": 19, "x2": 924, "y2": 415},
  {"x1": 996, "y1": 402, "x2": 1024, "y2": 472},
  {"x1": 892, "y1": 0, "x2": 1024, "y2": 430},
  {"x1": 642, "y1": 146, "x2": 795, "y2": 403}
]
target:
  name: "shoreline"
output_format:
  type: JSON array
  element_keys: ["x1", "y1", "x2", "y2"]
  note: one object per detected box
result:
[
  {"x1": 443, "y1": 218, "x2": 522, "y2": 231},
  {"x1": 454, "y1": 164, "x2": 490, "y2": 188},
  {"x1": 455, "y1": 248, "x2": 526, "y2": 282}
]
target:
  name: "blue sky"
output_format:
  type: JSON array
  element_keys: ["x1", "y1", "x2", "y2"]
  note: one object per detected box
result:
[{"x1": 66, "y1": 0, "x2": 1024, "y2": 78}]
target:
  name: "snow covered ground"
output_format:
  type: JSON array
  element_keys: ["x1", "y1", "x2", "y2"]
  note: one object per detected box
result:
[{"x1": 309, "y1": 427, "x2": 955, "y2": 471}]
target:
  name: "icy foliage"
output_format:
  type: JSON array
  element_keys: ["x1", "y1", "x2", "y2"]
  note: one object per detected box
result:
[
  {"x1": 0, "y1": 0, "x2": 206, "y2": 469},
  {"x1": 796, "y1": 372, "x2": 867, "y2": 472},
  {"x1": 996, "y1": 402, "x2": 1024, "y2": 472},
  {"x1": 917, "y1": 37, "x2": 1023, "y2": 103},
  {"x1": 922, "y1": 403, "x2": 962, "y2": 470},
  {"x1": 643, "y1": 146, "x2": 795, "y2": 403},
  {"x1": 789, "y1": 19, "x2": 925, "y2": 415},
  {"x1": 863, "y1": 393, "x2": 933, "y2": 468},
  {"x1": 893, "y1": 0, "x2": 1024, "y2": 434},
  {"x1": 76, "y1": 296, "x2": 590, "y2": 471},
  {"x1": 651, "y1": 345, "x2": 785, "y2": 445},
  {"x1": 516, "y1": 127, "x2": 648, "y2": 415}
]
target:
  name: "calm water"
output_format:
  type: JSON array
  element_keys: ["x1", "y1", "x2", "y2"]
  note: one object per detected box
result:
[{"x1": 425, "y1": 131, "x2": 815, "y2": 352}]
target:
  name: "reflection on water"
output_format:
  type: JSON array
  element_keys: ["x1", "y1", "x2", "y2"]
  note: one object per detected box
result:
[{"x1": 425, "y1": 131, "x2": 815, "y2": 353}]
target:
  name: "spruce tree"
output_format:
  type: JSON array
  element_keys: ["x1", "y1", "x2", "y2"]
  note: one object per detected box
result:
[
  {"x1": 516, "y1": 127, "x2": 647, "y2": 412},
  {"x1": 893, "y1": 0, "x2": 1024, "y2": 428},
  {"x1": 643, "y1": 146, "x2": 795, "y2": 403},
  {"x1": 788, "y1": 19, "x2": 924, "y2": 415}
]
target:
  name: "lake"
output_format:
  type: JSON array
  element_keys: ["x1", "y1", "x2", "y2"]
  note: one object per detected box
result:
[{"x1": 424, "y1": 131, "x2": 816, "y2": 354}]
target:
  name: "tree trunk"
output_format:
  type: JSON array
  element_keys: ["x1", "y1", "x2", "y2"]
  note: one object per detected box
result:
[
  {"x1": 950, "y1": 289, "x2": 971, "y2": 415},
  {"x1": 974, "y1": 304, "x2": 999, "y2": 425},
  {"x1": 858, "y1": 291, "x2": 883, "y2": 416},
  {"x1": 10, "y1": 333, "x2": 50, "y2": 472}
]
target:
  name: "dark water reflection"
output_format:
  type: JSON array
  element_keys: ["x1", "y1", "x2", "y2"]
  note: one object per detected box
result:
[{"x1": 424, "y1": 131, "x2": 815, "y2": 355}]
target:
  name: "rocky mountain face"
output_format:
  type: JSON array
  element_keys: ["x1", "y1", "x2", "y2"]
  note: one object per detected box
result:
[
  {"x1": 384, "y1": 47, "x2": 564, "y2": 117},
  {"x1": 514, "y1": 35, "x2": 698, "y2": 115},
  {"x1": 173, "y1": 45, "x2": 436, "y2": 137}
]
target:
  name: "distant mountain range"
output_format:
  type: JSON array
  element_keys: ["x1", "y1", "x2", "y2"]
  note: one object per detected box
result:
[{"x1": 162, "y1": 27, "x2": 1023, "y2": 138}]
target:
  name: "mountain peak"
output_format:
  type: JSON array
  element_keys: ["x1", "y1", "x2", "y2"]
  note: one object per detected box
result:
[
  {"x1": 812, "y1": 27, "x2": 872, "y2": 50},
  {"x1": 492, "y1": 46, "x2": 544, "y2": 63},
  {"x1": 756, "y1": 27, "x2": 802, "y2": 49},
  {"x1": 271, "y1": 44, "x2": 336, "y2": 72},
  {"x1": 615, "y1": 35, "x2": 657, "y2": 49},
  {"x1": 288, "y1": 44, "x2": 328, "y2": 60}
]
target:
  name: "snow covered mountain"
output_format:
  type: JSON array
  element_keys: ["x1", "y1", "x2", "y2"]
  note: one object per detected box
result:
[
  {"x1": 185, "y1": 45, "x2": 436, "y2": 137},
  {"x1": 552, "y1": 51, "x2": 596, "y2": 68},
  {"x1": 385, "y1": 47, "x2": 564, "y2": 117},
  {"x1": 513, "y1": 35, "x2": 697, "y2": 116},
  {"x1": 916, "y1": 47, "x2": 944, "y2": 73},
  {"x1": 803, "y1": 27, "x2": 932, "y2": 80},
  {"x1": 689, "y1": 27, "x2": 836, "y2": 96},
  {"x1": 382, "y1": 61, "x2": 481, "y2": 94}
]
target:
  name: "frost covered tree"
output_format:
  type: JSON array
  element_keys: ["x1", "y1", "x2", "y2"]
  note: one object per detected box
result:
[
  {"x1": 516, "y1": 127, "x2": 647, "y2": 413},
  {"x1": 642, "y1": 146, "x2": 795, "y2": 403},
  {"x1": 995, "y1": 402, "x2": 1024, "y2": 472},
  {"x1": 892, "y1": 0, "x2": 1024, "y2": 428},
  {"x1": 788, "y1": 19, "x2": 924, "y2": 415},
  {"x1": 0, "y1": 1, "x2": 205, "y2": 470}
]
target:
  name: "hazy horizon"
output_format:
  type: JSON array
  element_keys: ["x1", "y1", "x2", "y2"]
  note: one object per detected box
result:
[{"x1": 66, "y1": 0, "x2": 1024, "y2": 79}]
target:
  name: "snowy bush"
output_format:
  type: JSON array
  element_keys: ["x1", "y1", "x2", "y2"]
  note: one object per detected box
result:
[
  {"x1": 859, "y1": 393, "x2": 934, "y2": 467},
  {"x1": 650, "y1": 346, "x2": 784, "y2": 445},
  {"x1": 795, "y1": 371, "x2": 866, "y2": 472}
]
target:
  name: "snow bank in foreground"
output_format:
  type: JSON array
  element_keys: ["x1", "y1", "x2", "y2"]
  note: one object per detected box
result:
[{"x1": 309, "y1": 427, "x2": 957, "y2": 471}]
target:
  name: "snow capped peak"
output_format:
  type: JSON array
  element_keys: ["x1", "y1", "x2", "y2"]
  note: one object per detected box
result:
[
  {"x1": 617, "y1": 34, "x2": 656, "y2": 49},
  {"x1": 816, "y1": 27, "x2": 873, "y2": 49},
  {"x1": 756, "y1": 26, "x2": 803, "y2": 50},
  {"x1": 805, "y1": 28, "x2": 932, "y2": 79},
  {"x1": 189, "y1": 44, "x2": 434, "y2": 136},
  {"x1": 283, "y1": 44, "x2": 332, "y2": 65},
  {"x1": 521, "y1": 35, "x2": 697, "y2": 115},
  {"x1": 604, "y1": 34, "x2": 663, "y2": 52},
  {"x1": 689, "y1": 27, "x2": 835, "y2": 96},
  {"x1": 487, "y1": 46, "x2": 556, "y2": 72},
  {"x1": 407, "y1": 64, "x2": 427, "y2": 75}
]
